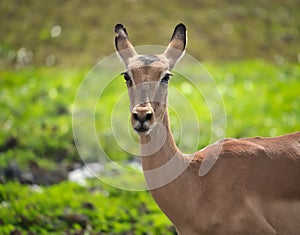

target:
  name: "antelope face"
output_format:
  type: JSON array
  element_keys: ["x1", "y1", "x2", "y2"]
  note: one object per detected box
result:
[
  {"x1": 124, "y1": 55, "x2": 170, "y2": 135},
  {"x1": 114, "y1": 23, "x2": 186, "y2": 135}
]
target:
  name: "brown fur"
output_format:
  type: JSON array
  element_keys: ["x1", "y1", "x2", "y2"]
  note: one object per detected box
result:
[
  {"x1": 115, "y1": 23, "x2": 300, "y2": 234},
  {"x1": 142, "y1": 115, "x2": 300, "y2": 234}
]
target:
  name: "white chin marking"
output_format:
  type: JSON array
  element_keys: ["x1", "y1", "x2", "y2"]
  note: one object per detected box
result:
[
  {"x1": 132, "y1": 122, "x2": 141, "y2": 130},
  {"x1": 132, "y1": 122, "x2": 155, "y2": 135}
]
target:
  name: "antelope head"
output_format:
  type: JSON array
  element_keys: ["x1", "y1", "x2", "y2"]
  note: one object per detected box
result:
[{"x1": 114, "y1": 23, "x2": 186, "y2": 135}]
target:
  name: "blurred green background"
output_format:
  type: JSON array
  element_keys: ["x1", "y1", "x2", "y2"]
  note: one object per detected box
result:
[
  {"x1": 0, "y1": 0, "x2": 300, "y2": 234},
  {"x1": 1, "y1": 0, "x2": 300, "y2": 68}
]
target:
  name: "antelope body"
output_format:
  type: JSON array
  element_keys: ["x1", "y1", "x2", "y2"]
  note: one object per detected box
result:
[{"x1": 114, "y1": 23, "x2": 300, "y2": 234}]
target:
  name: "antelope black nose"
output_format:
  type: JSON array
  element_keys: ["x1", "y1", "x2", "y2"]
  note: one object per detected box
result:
[
  {"x1": 132, "y1": 104, "x2": 154, "y2": 124},
  {"x1": 132, "y1": 110, "x2": 153, "y2": 123}
]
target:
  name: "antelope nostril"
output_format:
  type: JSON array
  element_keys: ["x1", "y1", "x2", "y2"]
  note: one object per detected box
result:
[
  {"x1": 132, "y1": 111, "x2": 153, "y2": 123},
  {"x1": 133, "y1": 112, "x2": 139, "y2": 121},
  {"x1": 145, "y1": 113, "x2": 153, "y2": 121}
]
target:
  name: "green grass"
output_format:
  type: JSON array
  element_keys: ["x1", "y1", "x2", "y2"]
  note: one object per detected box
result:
[
  {"x1": 0, "y1": 68, "x2": 85, "y2": 169},
  {"x1": 0, "y1": 60, "x2": 300, "y2": 234},
  {"x1": 0, "y1": 180, "x2": 174, "y2": 235},
  {"x1": 211, "y1": 60, "x2": 300, "y2": 138}
]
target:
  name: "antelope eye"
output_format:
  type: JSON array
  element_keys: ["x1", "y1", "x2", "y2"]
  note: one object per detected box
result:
[
  {"x1": 161, "y1": 73, "x2": 172, "y2": 84},
  {"x1": 123, "y1": 72, "x2": 131, "y2": 82},
  {"x1": 122, "y1": 72, "x2": 133, "y2": 86}
]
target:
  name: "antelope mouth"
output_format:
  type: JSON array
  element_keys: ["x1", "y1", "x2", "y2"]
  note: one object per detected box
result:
[
  {"x1": 133, "y1": 122, "x2": 156, "y2": 135},
  {"x1": 134, "y1": 127, "x2": 148, "y2": 132},
  {"x1": 133, "y1": 126, "x2": 151, "y2": 135}
]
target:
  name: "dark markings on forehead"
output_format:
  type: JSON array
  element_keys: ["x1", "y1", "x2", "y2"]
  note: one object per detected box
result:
[{"x1": 138, "y1": 55, "x2": 159, "y2": 65}]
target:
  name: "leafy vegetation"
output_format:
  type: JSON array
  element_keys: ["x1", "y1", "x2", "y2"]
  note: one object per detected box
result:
[
  {"x1": 0, "y1": 68, "x2": 85, "y2": 169},
  {"x1": 207, "y1": 60, "x2": 300, "y2": 138},
  {"x1": 0, "y1": 180, "x2": 174, "y2": 235},
  {"x1": 0, "y1": 61, "x2": 299, "y2": 234}
]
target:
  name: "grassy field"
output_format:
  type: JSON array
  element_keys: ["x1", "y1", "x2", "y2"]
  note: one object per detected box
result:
[
  {"x1": 0, "y1": 60, "x2": 299, "y2": 234},
  {"x1": 0, "y1": 181, "x2": 174, "y2": 235}
]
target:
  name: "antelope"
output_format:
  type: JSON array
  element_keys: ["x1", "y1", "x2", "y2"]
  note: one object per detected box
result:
[{"x1": 114, "y1": 23, "x2": 300, "y2": 234}]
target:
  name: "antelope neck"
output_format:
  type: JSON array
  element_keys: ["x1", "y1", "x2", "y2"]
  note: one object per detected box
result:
[{"x1": 140, "y1": 111, "x2": 180, "y2": 171}]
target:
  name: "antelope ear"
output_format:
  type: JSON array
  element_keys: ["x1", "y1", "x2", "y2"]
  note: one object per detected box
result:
[
  {"x1": 114, "y1": 24, "x2": 137, "y2": 66},
  {"x1": 163, "y1": 23, "x2": 187, "y2": 70}
]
